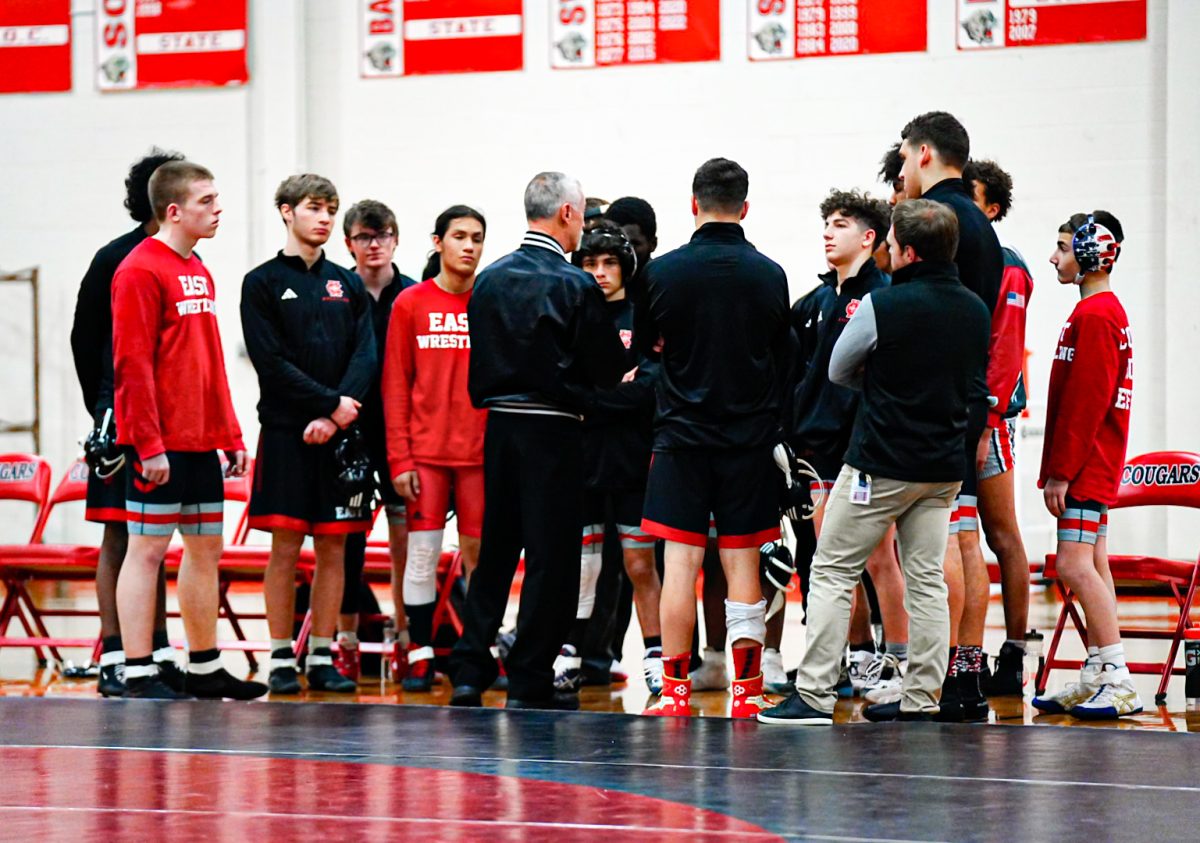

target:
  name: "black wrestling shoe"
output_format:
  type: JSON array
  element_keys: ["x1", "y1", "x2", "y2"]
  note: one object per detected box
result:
[
  {"x1": 863, "y1": 701, "x2": 934, "y2": 722},
  {"x1": 124, "y1": 675, "x2": 194, "y2": 700},
  {"x1": 307, "y1": 664, "x2": 358, "y2": 693},
  {"x1": 933, "y1": 672, "x2": 964, "y2": 722},
  {"x1": 981, "y1": 642, "x2": 1025, "y2": 696},
  {"x1": 957, "y1": 670, "x2": 990, "y2": 723},
  {"x1": 269, "y1": 666, "x2": 302, "y2": 695},
  {"x1": 187, "y1": 668, "x2": 268, "y2": 700},
  {"x1": 156, "y1": 659, "x2": 188, "y2": 694},
  {"x1": 98, "y1": 663, "x2": 126, "y2": 698},
  {"x1": 505, "y1": 691, "x2": 580, "y2": 711},
  {"x1": 450, "y1": 685, "x2": 483, "y2": 707}
]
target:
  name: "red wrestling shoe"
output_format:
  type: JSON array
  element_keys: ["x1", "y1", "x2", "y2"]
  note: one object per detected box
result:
[
  {"x1": 731, "y1": 673, "x2": 768, "y2": 719},
  {"x1": 643, "y1": 675, "x2": 691, "y2": 717},
  {"x1": 334, "y1": 645, "x2": 360, "y2": 683}
]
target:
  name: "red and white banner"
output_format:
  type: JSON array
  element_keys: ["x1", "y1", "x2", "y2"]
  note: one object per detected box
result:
[
  {"x1": 551, "y1": 1, "x2": 719, "y2": 69},
  {"x1": 360, "y1": 0, "x2": 524, "y2": 77},
  {"x1": 96, "y1": 0, "x2": 248, "y2": 91},
  {"x1": 957, "y1": 0, "x2": 1146, "y2": 50},
  {"x1": 749, "y1": 0, "x2": 926, "y2": 61},
  {"x1": 0, "y1": 0, "x2": 71, "y2": 94}
]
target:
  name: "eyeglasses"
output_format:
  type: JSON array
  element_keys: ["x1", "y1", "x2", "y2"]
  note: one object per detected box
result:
[{"x1": 349, "y1": 231, "x2": 396, "y2": 246}]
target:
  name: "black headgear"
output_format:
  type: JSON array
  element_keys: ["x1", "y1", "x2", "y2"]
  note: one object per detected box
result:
[
  {"x1": 333, "y1": 425, "x2": 375, "y2": 511},
  {"x1": 573, "y1": 222, "x2": 637, "y2": 285},
  {"x1": 83, "y1": 408, "x2": 125, "y2": 481},
  {"x1": 1072, "y1": 213, "x2": 1121, "y2": 277}
]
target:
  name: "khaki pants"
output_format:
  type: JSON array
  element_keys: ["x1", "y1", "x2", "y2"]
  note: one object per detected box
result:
[{"x1": 796, "y1": 464, "x2": 959, "y2": 714}]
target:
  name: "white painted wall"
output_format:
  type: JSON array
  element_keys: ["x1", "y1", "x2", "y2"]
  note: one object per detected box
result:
[{"x1": 1, "y1": 0, "x2": 1196, "y2": 558}]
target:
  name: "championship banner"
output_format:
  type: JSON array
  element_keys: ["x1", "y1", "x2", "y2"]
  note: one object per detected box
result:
[
  {"x1": 95, "y1": 0, "x2": 248, "y2": 91},
  {"x1": 550, "y1": 1, "x2": 720, "y2": 70},
  {"x1": 0, "y1": 0, "x2": 71, "y2": 94},
  {"x1": 360, "y1": 0, "x2": 524, "y2": 77},
  {"x1": 957, "y1": 0, "x2": 1147, "y2": 50},
  {"x1": 749, "y1": 0, "x2": 927, "y2": 61}
]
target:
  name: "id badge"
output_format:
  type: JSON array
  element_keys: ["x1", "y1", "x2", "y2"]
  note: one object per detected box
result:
[{"x1": 849, "y1": 472, "x2": 871, "y2": 506}]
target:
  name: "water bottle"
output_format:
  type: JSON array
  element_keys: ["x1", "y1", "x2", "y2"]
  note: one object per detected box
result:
[
  {"x1": 382, "y1": 619, "x2": 396, "y2": 684},
  {"x1": 1024, "y1": 629, "x2": 1045, "y2": 695},
  {"x1": 1184, "y1": 629, "x2": 1200, "y2": 708}
]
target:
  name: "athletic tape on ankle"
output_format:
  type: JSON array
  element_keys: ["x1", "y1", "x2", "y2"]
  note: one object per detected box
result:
[
  {"x1": 152, "y1": 646, "x2": 177, "y2": 664},
  {"x1": 99, "y1": 650, "x2": 125, "y2": 667},
  {"x1": 270, "y1": 657, "x2": 297, "y2": 671},
  {"x1": 724, "y1": 598, "x2": 767, "y2": 645},
  {"x1": 307, "y1": 654, "x2": 333, "y2": 667},
  {"x1": 408, "y1": 645, "x2": 434, "y2": 663},
  {"x1": 403, "y1": 529, "x2": 444, "y2": 605},
  {"x1": 577, "y1": 536, "x2": 603, "y2": 619}
]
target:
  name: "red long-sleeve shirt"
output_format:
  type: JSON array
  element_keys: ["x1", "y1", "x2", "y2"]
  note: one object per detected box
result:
[
  {"x1": 112, "y1": 237, "x2": 244, "y2": 461},
  {"x1": 986, "y1": 247, "x2": 1034, "y2": 428},
  {"x1": 382, "y1": 280, "x2": 486, "y2": 476},
  {"x1": 1038, "y1": 291, "x2": 1132, "y2": 505}
]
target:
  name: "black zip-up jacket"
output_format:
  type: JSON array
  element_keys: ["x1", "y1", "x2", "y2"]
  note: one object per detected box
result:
[
  {"x1": 468, "y1": 233, "x2": 627, "y2": 415},
  {"x1": 359, "y1": 265, "x2": 417, "y2": 443},
  {"x1": 70, "y1": 226, "x2": 149, "y2": 417},
  {"x1": 579, "y1": 299, "x2": 656, "y2": 490},
  {"x1": 636, "y1": 222, "x2": 793, "y2": 450},
  {"x1": 833, "y1": 260, "x2": 990, "y2": 482},
  {"x1": 787, "y1": 259, "x2": 890, "y2": 459},
  {"x1": 923, "y1": 177, "x2": 1003, "y2": 315},
  {"x1": 240, "y1": 251, "x2": 377, "y2": 432}
]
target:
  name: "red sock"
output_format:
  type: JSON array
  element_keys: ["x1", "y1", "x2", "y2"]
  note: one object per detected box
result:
[
  {"x1": 732, "y1": 644, "x2": 762, "y2": 679},
  {"x1": 663, "y1": 652, "x2": 690, "y2": 680}
]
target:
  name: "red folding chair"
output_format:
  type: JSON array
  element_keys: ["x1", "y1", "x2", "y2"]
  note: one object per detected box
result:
[
  {"x1": 1037, "y1": 451, "x2": 1200, "y2": 704},
  {"x1": 0, "y1": 455, "x2": 100, "y2": 665}
]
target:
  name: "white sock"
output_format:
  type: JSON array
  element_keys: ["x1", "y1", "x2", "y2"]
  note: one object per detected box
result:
[{"x1": 337, "y1": 630, "x2": 359, "y2": 649}]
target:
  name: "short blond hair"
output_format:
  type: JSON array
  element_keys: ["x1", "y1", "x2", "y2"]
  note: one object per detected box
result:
[{"x1": 148, "y1": 160, "x2": 214, "y2": 222}]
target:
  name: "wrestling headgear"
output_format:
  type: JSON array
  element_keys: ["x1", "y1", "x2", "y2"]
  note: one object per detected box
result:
[
  {"x1": 573, "y1": 220, "x2": 638, "y2": 283},
  {"x1": 1072, "y1": 213, "x2": 1121, "y2": 277},
  {"x1": 83, "y1": 408, "x2": 125, "y2": 481},
  {"x1": 334, "y1": 425, "x2": 375, "y2": 511}
]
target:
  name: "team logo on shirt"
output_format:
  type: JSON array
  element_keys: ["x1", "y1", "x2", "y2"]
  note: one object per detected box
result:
[
  {"x1": 845, "y1": 299, "x2": 861, "y2": 319},
  {"x1": 619, "y1": 329, "x2": 633, "y2": 349},
  {"x1": 324, "y1": 279, "x2": 346, "y2": 301}
]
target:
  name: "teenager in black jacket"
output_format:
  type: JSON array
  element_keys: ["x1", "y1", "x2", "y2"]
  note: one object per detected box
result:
[
  {"x1": 69, "y1": 148, "x2": 186, "y2": 697},
  {"x1": 241, "y1": 174, "x2": 376, "y2": 696},
  {"x1": 449, "y1": 172, "x2": 627, "y2": 710}
]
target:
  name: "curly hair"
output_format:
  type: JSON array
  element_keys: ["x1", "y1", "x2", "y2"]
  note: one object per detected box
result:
[
  {"x1": 962, "y1": 159, "x2": 1013, "y2": 222},
  {"x1": 124, "y1": 147, "x2": 185, "y2": 223},
  {"x1": 877, "y1": 143, "x2": 903, "y2": 187},
  {"x1": 819, "y1": 189, "x2": 892, "y2": 247}
]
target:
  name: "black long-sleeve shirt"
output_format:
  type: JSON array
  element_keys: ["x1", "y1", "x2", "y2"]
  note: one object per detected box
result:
[
  {"x1": 468, "y1": 232, "x2": 627, "y2": 416},
  {"x1": 637, "y1": 222, "x2": 793, "y2": 450},
  {"x1": 787, "y1": 259, "x2": 890, "y2": 460},
  {"x1": 240, "y1": 251, "x2": 377, "y2": 432},
  {"x1": 580, "y1": 298, "x2": 656, "y2": 490},
  {"x1": 70, "y1": 226, "x2": 148, "y2": 417},
  {"x1": 359, "y1": 265, "x2": 417, "y2": 444}
]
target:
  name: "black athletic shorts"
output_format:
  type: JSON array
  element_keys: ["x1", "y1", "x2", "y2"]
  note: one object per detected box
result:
[
  {"x1": 124, "y1": 450, "x2": 224, "y2": 537},
  {"x1": 248, "y1": 428, "x2": 372, "y2": 536},
  {"x1": 584, "y1": 488, "x2": 654, "y2": 550},
  {"x1": 85, "y1": 460, "x2": 126, "y2": 525},
  {"x1": 641, "y1": 445, "x2": 781, "y2": 549}
]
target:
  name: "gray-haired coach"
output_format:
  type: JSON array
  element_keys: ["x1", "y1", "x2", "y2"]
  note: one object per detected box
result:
[{"x1": 450, "y1": 172, "x2": 627, "y2": 710}]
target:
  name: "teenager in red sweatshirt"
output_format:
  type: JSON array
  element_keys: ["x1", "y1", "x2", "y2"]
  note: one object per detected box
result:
[
  {"x1": 112, "y1": 160, "x2": 263, "y2": 701},
  {"x1": 1034, "y1": 211, "x2": 1138, "y2": 719},
  {"x1": 382, "y1": 206, "x2": 488, "y2": 691}
]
